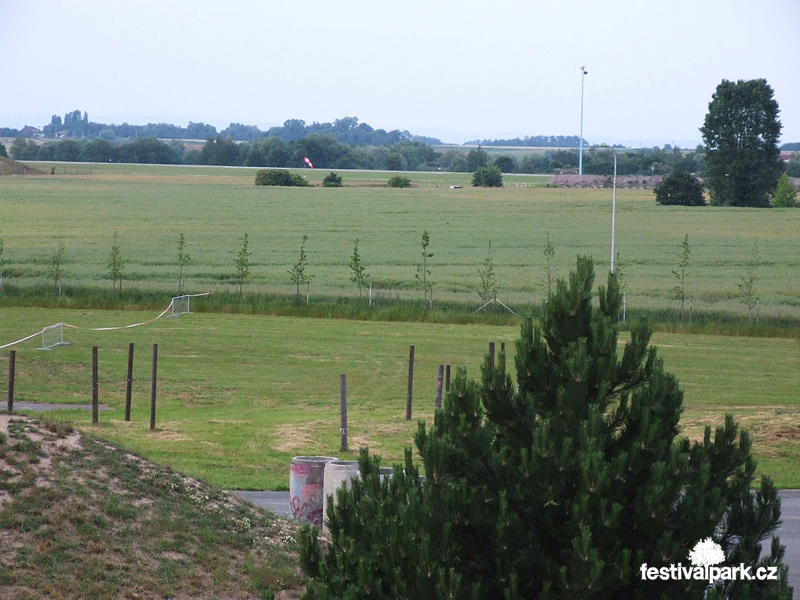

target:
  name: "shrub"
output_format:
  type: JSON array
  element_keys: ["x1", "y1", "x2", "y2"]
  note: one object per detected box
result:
[
  {"x1": 299, "y1": 257, "x2": 791, "y2": 600},
  {"x1": 772, "y1": 172, "x2": 797, "y2": 207},
  {"x1": 654, "y1": 169, "x2": 706, "y2": 206},
  {"x1": 254, "y1": 169, "x2": 309, "y2": 187},
  {"x1": 387, "y1": 175, "x2": 411, "y2": 188},
  {"x1": 472, "y1": 164, "x2": 503, "y2": 187},
  {"x1": 322, "y1": 172, "x2": 343, "y2": 187}
]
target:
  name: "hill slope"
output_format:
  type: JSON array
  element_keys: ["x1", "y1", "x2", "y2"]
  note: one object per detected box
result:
[
  {"x1": 0, "y1": 415, "x2": 303, "y2": 599},
  {"x1": 0, "y1": 156, "x2": 45, "y2": 176}
]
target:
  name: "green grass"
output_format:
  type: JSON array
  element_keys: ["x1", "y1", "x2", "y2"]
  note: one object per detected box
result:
[
  {"x1": 2, "y1": 307, "x2": 799, "y2": 489},
  {"x1": 2, "y1": 166, "x2": 799, "y2": 323}
]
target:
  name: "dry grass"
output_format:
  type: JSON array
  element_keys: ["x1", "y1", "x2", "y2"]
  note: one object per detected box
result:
[{"x1": 0, "y1": 415, "x2": 304, "y2": 599}]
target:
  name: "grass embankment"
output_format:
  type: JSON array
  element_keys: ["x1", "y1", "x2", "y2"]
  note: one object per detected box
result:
[
  {"x1": 2, "y1": 168, "x2": 800, "y2": 321},
  {"x1": 2, "y1": 308, "x2": 798, "y2": 490},
  {"x1": 0, "y1": 415, "x2": 302, "y2": 599}
]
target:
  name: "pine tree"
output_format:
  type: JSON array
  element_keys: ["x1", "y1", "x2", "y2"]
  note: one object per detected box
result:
[{"x1": 300, "y1": 256, "x2": 791, "y2": 600}]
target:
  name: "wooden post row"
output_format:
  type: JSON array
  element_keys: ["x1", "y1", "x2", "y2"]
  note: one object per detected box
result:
[
  {"x1": 92, "y1": 346, "x2": 99, "y2": 425},
  {"x1": 7, "y1": 350, "x2": 15, "y2": 412},
  {"x1": 125, "y1": 342, "x2": 134, "y2": 422},
  {"x1": 406, "y1": 345, "x2": 414, "y2": 420},
  {"x1": 435, "y1": 365, "x2": 444, "y2": 410},
  {"x1": 150, "y1": 344, "x2": 158, "y2": 430},
  {"x1": 340, "y1": 374, "x2": 347, "y2": 452}
]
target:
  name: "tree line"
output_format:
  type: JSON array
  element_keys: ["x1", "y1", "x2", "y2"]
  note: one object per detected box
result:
[{"x1": 7, "y1": 133, "x2": 716, "y2": 176}]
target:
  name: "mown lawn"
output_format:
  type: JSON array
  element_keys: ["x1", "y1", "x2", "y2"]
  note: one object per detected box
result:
[{"x1": 2, "y1": 307, "x2": 798, "y2": 489}]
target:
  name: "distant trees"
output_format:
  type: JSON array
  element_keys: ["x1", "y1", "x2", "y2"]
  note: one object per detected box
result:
[
  {"x1": 472, "y1": 164, "x2": 503, "y2": 187},
  {"x1": 654, "y1": 170, "x2": 706, "y2": 206},
  {"x1": 493, "y1": 155, "x2": 516, "y2": 173},
  {"x1": 701, "y1": 79, "x2": 783, "y2": 207},
  {"x1": 466, "y1": 147, "x2": 489, "y2": 171},
  {"x1": 0, "y1": 142, "x2": 7, "y2": 158}
]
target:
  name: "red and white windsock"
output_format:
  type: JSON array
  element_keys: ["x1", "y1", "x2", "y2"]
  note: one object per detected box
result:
[{"x1": 303, "y1": 156, "x2": 314, "y2": 169}]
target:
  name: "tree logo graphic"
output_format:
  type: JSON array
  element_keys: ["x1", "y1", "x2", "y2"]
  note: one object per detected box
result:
[{"x1": 688, "y1": 538, "x2": 725, "y2": 567}]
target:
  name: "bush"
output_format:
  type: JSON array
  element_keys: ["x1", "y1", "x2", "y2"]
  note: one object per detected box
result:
[
  {"x1": 299, "y1": 257, "x2": 791, "y2": 600},
  {"x1": 654, "y1": 169, "x2": 706, "y2": 205},
  {"x1": 472, "y1": 164, "x2": 503, "y2": 187},
  {"x1": 387, "y1": 175, "x2": 411, "y2": 188},
  {"x1": 322, "y1": 172, "x2": 343, "y2": 187},
  {"x1": 772, "y1": 172, "x2": 797, "y2": 207},
  {"x1": 254, "y1": 169, "x2": 309, "y2": 187}
]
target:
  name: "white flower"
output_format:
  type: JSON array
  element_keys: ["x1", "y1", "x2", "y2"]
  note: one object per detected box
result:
[{"x1": 689, "y1": 538, "x2": 725, "y2": 567}]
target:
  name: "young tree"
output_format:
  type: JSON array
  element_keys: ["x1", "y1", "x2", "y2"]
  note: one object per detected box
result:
[
  {"x1": 415, "y1": 230, "x2": 433, "y2": 307},
  {"x1": 300, "y1": 257, "x2": 791, "y2": 600},
  {"x1": 772, "y1": 172, "x2": 797, "y2": 208},
  {"x1": 235, "y1": 232, "x2": 251, "y2": 297},
  {"x1": 673, "y1": 234, "x2": 691, "y2": 324},
  {"x1": 739, "y1": 239, "x2": 759, "y2": 324},
  {"x1": 176, "y1": 233, "x2": 191, "y2": 295},
  {"x1": 49, "y1": 241, "x2": 66, "y2": 292},
  {"x1": 653, "y1": 170, "x2": 706, "y2": 206},
  {"x1": 288, "y1": 235, "x2": 311, "y2": 303},
  {"x1": 701, "y1": 79, "x2": 783, "y2": 207},
  {"x1": 387, "y1": 174, "x2": 411, "y2": 188},
  {"x1": 0, "y1": 230, "x2": 5, "y2": 289},
  {"x1": 349, "y1": 238, "x2": 369, "y2": 297},
  {"x1": 477, "y1": 240, "x2": 498, "y2": 310},
  {"x1": 542, "y1": 232, "x2": 556, "y2": 298},
  {"x1": 108, "y1": 231, "x2": 124, "y2": 293}
]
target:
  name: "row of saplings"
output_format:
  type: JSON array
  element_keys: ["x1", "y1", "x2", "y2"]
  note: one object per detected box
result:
[{"x1": 297, "y1": 257, "x2": 792, "y2": 600}]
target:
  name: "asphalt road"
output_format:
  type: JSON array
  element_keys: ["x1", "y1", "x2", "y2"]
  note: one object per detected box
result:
[{"x1": 237, "y1": 490, "x2": 800, "y2": 593}]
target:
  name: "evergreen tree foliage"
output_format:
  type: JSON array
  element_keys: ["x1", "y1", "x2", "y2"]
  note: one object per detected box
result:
[{"x1": 300, "y1": 256, "x2": 791, "y2": 600}]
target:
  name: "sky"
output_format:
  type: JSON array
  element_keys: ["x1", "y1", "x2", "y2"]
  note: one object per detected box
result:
[{"x1": 1, "y1": 0, "x2": 798, "y2": 147}]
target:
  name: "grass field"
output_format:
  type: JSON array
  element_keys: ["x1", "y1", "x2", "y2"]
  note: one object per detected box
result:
[
  {"x1": 2, "y1": 307, "x2": 798, "y2": 490},
  {"x1": 2, "y1": 164, "x2": 800, "y2": 322}
]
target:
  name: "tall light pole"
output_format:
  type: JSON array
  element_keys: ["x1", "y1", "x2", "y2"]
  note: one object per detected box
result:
[
  {"x1": 579, "y1": 66, "x2": 588, "y2": 175},
  {"x1": 608, "y1": 146, "x2": 618, "y2": 274}
]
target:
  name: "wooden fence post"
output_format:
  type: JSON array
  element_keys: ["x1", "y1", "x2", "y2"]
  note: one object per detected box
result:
[
  {"x1": 92, "y1": 346, "x2": 99, "y2": 425},
  {"x1": 445, "y1": 364, "x2": 451, "y2": 393},
  {"x1": 150, "y1": 344, "x2": 158, "y2": 431},
  {"x1": 7, "y1": 350, "x2": 15, "y2": 412},
  {"x1": 125, "y1": 343, "x2": 134, "y2": 422},
  {"x1": 406, "y1": 345, "x2": 414, "y2": 420},
  {"x1": 489, "y1": 342, "x2": 495, "y2": 368},
  {"x1": 340, "y1": 374, "x2": 347, "y2": 452},
  {"x1": 435, "y1": 365, "x2": 444, "y2": 410}
]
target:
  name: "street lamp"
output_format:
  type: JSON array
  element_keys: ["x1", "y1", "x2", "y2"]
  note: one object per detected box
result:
[{"x1": 579, "y1": 66, "x2": 588, "y2": 176}]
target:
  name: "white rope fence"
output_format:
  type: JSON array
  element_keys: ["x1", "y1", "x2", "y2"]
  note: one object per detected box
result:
[{"x1": 0, "y1": 292, "x2": 211, "y2": 349}]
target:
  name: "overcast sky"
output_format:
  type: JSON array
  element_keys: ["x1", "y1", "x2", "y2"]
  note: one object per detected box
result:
[{"x1": 1, "y1": 0, "x2": 798, "y2": 147}]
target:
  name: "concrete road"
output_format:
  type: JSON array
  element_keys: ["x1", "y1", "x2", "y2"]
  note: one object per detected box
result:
[{"x1": 238, "y1": 490, "x2": 800, "y2": 593}]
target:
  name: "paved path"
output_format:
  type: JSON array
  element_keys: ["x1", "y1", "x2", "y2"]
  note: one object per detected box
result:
[
  {"x1": 237, "y1": 490, "x2": 800, "y2": 592},
  {"x1": 6, "y1": 402, "x2": 113, "y2": 412}
]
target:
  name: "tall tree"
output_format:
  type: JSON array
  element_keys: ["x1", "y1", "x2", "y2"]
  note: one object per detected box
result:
[
  {"x1": 700, "y1": 79, "x2": 783, "y2": 207},
  {"x1": 300, "y1": 257, "x2": 792, "y2": 600}
]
